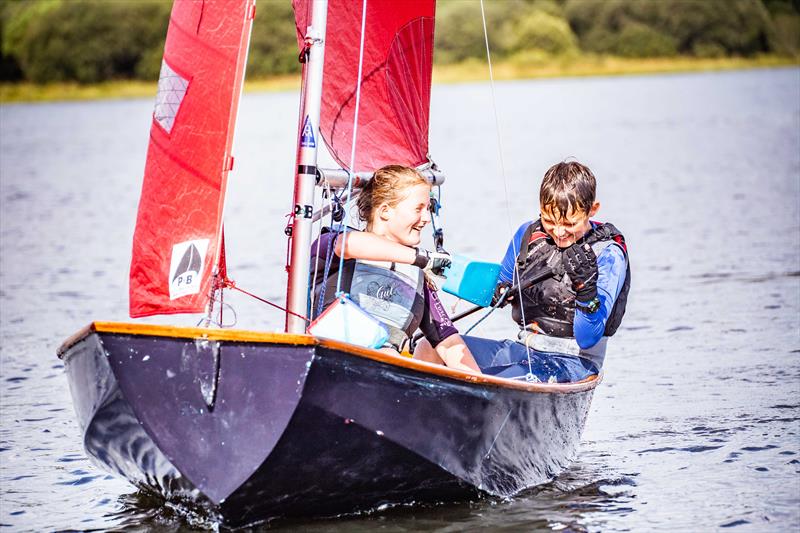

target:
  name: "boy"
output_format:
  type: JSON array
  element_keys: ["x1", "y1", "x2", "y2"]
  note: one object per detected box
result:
[{"x1": 465, "y1": 160, "x2": 630, "y2": 375}]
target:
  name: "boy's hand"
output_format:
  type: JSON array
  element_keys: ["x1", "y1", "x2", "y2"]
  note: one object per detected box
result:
[
  {"x1": 562, "y1": 243, "x2": 598, "y2": 302},
  {"x1": 491, "y1": 283, "x2": 513, "y2": 307}
]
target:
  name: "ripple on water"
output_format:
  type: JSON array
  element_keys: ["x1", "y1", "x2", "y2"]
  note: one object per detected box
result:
[
  {"x1": 666, "y1": 326, "x2": 693, "y2": 332},
  {"x1": 720, "y1": 519, "x2": 750, "y2": 528},
  {"x1": 57, "y1": 454, "x2": 86, "y2": 463},
  {"x1": 56, "y1": 474, "x2": 103, "y2": 486},
  {"x1": 637, "y1": 445, "x2": 724, "y2": 454},
  {"x1": 691, "y1": 425, "x2": 731, "y2": 436},
  {"x1": 740, "y1": 445, "x2": 779, "y2": 452}
]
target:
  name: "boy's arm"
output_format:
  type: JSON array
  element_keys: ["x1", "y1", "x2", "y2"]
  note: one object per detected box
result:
[{"x1": 573, "y1": 245, "x2": 627, "y2": 349}]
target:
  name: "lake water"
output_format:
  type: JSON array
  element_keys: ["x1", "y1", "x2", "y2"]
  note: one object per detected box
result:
[{"x1": 1, "y1": 67, "x2": 798, "y2": 531}]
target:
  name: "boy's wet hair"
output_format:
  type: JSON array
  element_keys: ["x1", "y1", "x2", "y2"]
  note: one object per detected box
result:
[{"x1": 539, "y1": 161, "x2": 596, "y2": 219}]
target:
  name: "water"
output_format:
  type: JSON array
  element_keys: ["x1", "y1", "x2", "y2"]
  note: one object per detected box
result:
[{"x1": 1, "y1": 67, "x2": 799, "y2": 531}]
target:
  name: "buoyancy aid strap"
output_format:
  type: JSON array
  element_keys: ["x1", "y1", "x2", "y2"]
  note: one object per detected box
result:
[
  {"x1": 515, "y1": 223, "x2": 535, "y2": 270},
  {"x1": 515, "y1": 220, "x2": 549, "y2": 270},
  {"x1": 587, "y1": 222, "x2": 628, "y2": 255}
]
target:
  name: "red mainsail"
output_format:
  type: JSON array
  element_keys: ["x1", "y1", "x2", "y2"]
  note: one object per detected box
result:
[
  {"x1": 294, "y1": 0, "x2": 436, "y2": 172},
  {"x1": 130, "y1": 0, "x2": 254, "y2": 318}
]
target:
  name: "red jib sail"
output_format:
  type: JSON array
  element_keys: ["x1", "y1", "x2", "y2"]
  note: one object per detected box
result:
[
  {"x1": 130, "y1": 0, "x2": 254, "y2": 318},
  {"x1": 294, "y1": 0, "x2": 435, "y2": 172}
]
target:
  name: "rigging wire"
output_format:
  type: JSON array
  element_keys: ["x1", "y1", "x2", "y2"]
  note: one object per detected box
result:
[
  {"x1": 478, "y1": 0, "x2": 535, "y2": 378},
  {"x1": 284, "y1": 25, "x2": 312, "y2": 279},
  {"x1": 334, "y1": 0, "x2": 369, "y2": 297},
  {"x1": 309, "y1": 179, "x2": 334, "y2": 317},
  {"x1": 230, "y1": 283, "x2": 309, "y2": 322}
]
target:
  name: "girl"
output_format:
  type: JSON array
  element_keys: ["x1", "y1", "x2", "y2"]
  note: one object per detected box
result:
[{"x1": 310, "y1": 165, "x2": 481, "y2": 374}]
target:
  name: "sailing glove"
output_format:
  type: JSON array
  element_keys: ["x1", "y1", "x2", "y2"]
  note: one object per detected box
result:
[
  {"x1": 491, "y1": 283, "x2": 513, "y2": 307},
  {"x1": 413, "y1": 248, "x2": 451, "y2": 276},
  {"x1": 562, "y1": 243, "x2": 598, "y2": 303}
]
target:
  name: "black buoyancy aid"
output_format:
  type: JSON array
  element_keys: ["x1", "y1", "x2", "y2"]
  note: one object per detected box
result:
[
  {"x1": 511, "y1": 220, "x2": 630, "y2": 338},
  {"x1": 311, "y1": 231, "x2": 427, "y2": 350}
]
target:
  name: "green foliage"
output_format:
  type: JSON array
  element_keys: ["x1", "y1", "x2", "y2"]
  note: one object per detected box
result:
[
  {"x1": 1, "y1": 0, "x2": 796, "y2": 84},
  {"x1": 767, "y1": 10, "x2": 800, "y2": 54},
  {"x1": 507, "y1": 9, "x2": 579, "y2": 56},
  {"x1": 1, "y1": 0, "x2": 59, "y2": 81},
  {"x1": 526, "y1": 0, "x2": 567, "y2": 18},
  {"x1": 434, "y1": 0, "x2": 516, "y2": 63},
  {"x1": 2, "y1": 0, "x2": 60, "y2": 59},
  {"x1": 612, "y1": 22, "x2": 678, "y2": 57},
  {"x1": 763, "y1": 0, "x2": 800, "y2": 15},
  {"x1": 247, "y1": 1, "x2": 300, "y2": 77},
  {"x1": 565, "y1": 0, "x2": 778, "y2": 57},
  {"x1": 9, "y1": 0, "x2": 170, "y2": 83},
  {"x1": 436, "y1": 0, "x2": 579, "y2": 62}
]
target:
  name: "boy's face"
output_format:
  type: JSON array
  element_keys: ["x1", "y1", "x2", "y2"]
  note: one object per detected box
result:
[{"x1": 540, "y1": 202, "x2": 600, "y2": 248}]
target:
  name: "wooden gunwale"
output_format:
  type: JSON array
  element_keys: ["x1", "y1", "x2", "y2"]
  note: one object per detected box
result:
[{"x1": 58, "y1": 321, "x2": 601, "y2": 393}]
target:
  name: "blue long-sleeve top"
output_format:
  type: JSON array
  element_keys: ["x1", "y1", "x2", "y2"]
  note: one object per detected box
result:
[{"x1": 498, "y1": 221, "x2": 628, "y2": 349}]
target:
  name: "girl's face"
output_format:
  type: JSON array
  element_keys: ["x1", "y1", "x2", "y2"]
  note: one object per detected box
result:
[{"x1": 375, "y1": 183, "x2": 432, "y2": 246}]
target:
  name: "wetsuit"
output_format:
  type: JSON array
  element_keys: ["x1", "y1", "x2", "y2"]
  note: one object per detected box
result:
[
  {"x1": 499, "y1": 220, "x2": 629, "y2": 360},
  {"x1": 310, "y1": 230, "x2": 458, "y2": 351},
  {"x1": 462, "y1": 220, "x2": 628, "y2": 380}
]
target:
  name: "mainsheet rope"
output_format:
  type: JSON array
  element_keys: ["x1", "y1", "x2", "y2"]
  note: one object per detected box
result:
[
  {"x1": 334, "y1": 0, "x2": 369, "y2": 297},
  {"x1": 477, "y1": 0, "x2": 535, "y2": 377}
]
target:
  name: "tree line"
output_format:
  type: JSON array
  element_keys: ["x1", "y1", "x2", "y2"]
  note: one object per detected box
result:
[{"x1": 1, "y1": 0, "x2": 798, "y2": 84}]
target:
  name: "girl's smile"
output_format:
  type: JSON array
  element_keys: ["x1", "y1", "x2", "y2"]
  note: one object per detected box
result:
[{"x1": 375, "y1": 183, "x2": 432, "y2": 246}]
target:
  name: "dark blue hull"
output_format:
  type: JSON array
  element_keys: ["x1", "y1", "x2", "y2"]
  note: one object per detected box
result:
[{"x1": 59, "y1": 323, "x2": 598, "y2": 527}]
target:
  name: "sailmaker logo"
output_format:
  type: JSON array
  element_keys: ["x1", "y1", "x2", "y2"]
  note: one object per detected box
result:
[
  {"x1": 168, "y1": 239, "x2": 209, "y2": 300},
  {"x1": 300, "y1": 115, "x2": 315, "y2": 148}
]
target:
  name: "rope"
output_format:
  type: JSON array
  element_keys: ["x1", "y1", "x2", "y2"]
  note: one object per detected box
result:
[
  {"x1": 334, "y1": 0, "x2": 368, "y2": 297},
  {"x1": 479, "y1": 0, "x2": 534, "y2": 376},
  {"x1": 196, "y1": 300, "x2": 237, "y2": 328},
  {"x1": 229, "y1": 283, "x2": 309, "y2": 322},
  {"x1": 462, "y1": 298, "x2": 504, "y2": 336}
]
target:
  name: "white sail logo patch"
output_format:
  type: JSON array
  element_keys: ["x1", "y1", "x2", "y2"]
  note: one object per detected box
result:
[{"x1": 169, "y1": 239, "x2": 209, "y2": 300}]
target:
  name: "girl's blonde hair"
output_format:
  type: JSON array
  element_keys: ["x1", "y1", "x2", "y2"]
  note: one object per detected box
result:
[{"x1": 357, "y1": 165, "x2": 429, "y2": 227}]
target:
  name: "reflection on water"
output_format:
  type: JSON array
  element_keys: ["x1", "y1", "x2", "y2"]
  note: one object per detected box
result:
[{"x1": 1, "y1": 67, "x2": 799, "y2": 530}]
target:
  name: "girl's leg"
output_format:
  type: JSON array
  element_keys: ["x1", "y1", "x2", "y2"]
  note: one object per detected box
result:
[{"x1": 412, "y1": 338, "x2": 445, "y2": 365}]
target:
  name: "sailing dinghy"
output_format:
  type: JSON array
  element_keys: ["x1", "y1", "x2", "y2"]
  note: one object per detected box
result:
[{"x1": 58, "y1": 0, "x2": 601, "y2": 526}]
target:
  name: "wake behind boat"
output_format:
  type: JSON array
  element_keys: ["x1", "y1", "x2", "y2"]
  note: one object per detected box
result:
[{"x1": 58, "y1": 0, "x2": 601, "y2": 526}]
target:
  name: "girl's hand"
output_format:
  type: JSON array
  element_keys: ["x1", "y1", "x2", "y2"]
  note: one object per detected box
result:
[{"x1": 413, "y1": 248, "x2": 452, "y2": 276}]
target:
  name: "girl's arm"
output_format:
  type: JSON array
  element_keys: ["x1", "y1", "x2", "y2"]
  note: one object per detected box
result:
[{"x1": 334, "y1": 232, "x2": 416, "y2": 263}]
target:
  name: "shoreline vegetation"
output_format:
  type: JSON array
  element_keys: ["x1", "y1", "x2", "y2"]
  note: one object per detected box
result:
[
  {"x1": 3, "y1": 0, "x2": 798, "y2": 104},
  {"x1": 2, "y1": 55, "x2": 797, "y2": 104}
]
